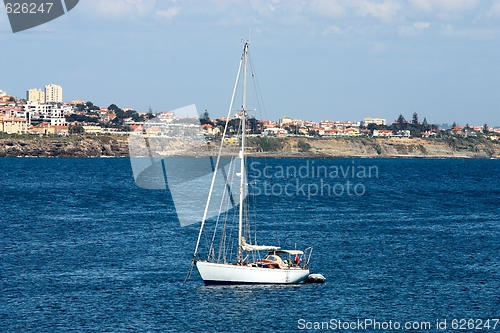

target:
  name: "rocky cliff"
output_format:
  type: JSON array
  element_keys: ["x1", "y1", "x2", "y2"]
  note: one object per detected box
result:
[
  {"x1": 1, "y1": 136, "x2": 499, "y2": 158},
  {"x1": 246, "y1": 137, "x2": 500, "y2": 158},
  {"x1": 0, "y1": 137, "x2": 129, "y2": 157}
]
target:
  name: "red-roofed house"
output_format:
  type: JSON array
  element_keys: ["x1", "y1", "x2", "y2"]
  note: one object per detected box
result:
[{"x1": 373, "y1": 129, "x2": 393, "y2": 137}]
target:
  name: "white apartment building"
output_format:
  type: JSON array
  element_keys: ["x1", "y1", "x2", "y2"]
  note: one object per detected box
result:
[
  {"x1": 22, "y1": 101, "x2": 70, "y2": 126},
  {"x1": 45, "y1": 84, "x2": 63, "y2": 103},
  {"x1": 27, "y1": 88, "x2": 45, "y2": 102}
]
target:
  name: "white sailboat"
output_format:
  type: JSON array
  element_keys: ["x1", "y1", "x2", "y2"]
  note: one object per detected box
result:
[{"x1": 191, "y1": 42, "x2": 312, "y2": 285}]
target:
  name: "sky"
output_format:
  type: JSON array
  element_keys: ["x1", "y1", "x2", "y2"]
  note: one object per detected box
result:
[{"x1": 1, "y1": 0, "x2": 499, "y2": 126}]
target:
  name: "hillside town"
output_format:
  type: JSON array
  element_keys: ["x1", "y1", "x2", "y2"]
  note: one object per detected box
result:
[{"x1": 1, "y1": 85, "x2": 499, "y2": 142}]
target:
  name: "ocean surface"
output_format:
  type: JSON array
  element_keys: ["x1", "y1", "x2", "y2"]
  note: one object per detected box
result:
[{"x1": 1, "y1": 157, "x2": 499, "y2": 332}]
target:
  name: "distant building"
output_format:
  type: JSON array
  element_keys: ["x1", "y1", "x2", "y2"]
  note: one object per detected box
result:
[
  {"x1": 45, "y1": 84, "x2": 63, "y2": 103},
  {"x1": 83, "y1": 125, "x2": 103, "y2": 134},
  {"x1": 201, "y1": 123, "x2": 220, "y2": 136},
  {"x1": 363, "y1": 117, "x2": 386, "y2": 126},
  {"x1": 279, "y1": 116, "x2": 293, "y2": 126},
  {"x1": 322, "y1": 128, "x2": 343, "y2": 137},
  {"x1": 23, "y1": 101, "x2": 68, "y2": 126},
  {"x1": 29, "y1": 122, "x2": 68, "y2": 136},
  {"x1": 158, "y1": 111, "x2": 174, "y2": 122},
  {"x1": 395, "y1": 130, "x2": 411, "y2": 138},
  {"x1": 261, "y1": 120, "x2": 277, "y2": 128},
  {"x1": 27, "y1": 88, "x2": 45, "y2": 102},
  {"x1": 0, "y1": 95, "x2": 16, "y2": 103},
  {"x1": 0, "y1": 115, "x2": 28, "y2": 134},
  {"x1": 263, "y1": 127, "x2": 287, "y2": 136},
  {"x1": 421, "y1": 131, "x2": 437, "y2": 138},
  {"x1": 373, "y1": 129, "x2": 393, "y2": 137},
  {"x1": 345, "y1": 127, "x2": 361, "y2": 136}
]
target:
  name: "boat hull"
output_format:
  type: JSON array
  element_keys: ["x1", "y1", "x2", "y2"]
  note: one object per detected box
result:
[{"x1": 195, "y1": 261, "x2": 309, "y2": 285}]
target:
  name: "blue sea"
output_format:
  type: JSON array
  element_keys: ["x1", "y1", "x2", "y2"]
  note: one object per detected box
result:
[{"x1": 1, "y1": 157, "x2": 500, "y2": 332}]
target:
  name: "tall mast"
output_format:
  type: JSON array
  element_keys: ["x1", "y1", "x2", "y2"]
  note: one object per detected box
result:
[{"x1": 237, "y1": 42, "x2": 248, "y2": 263}]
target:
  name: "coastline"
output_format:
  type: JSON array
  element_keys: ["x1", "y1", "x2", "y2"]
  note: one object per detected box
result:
[{"x1": 0, "y1": 135, "x2": 499, "y2": 158}]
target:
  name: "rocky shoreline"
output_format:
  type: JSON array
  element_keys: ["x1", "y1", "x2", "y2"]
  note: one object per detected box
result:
[
  {"x1": 0, "y1": 136, "x2": 129, "y2": 157},
  {"x1": 1, "y1": 136, "x2": 499, "y2": 158}
]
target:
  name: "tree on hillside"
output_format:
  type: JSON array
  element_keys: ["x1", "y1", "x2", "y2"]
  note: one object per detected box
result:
[
  {"x1": 199, "y1": 109, "x2": 212, "y2": 126},
  {"x1": 483, "y1": 123, "x2": 489, "y2": 134},
  {"x1": 452, "y1": 121, "x2": 457, "y2": 128},
  {"x1": 397, "y1": 114, "x2": 405, "y2": 124},
  {"x1": 412, "y1": 112, "x2": 419, "y2": 125},
  {"x1": 68, "y1": 123, "x2": 84, "y2": 134},
  {"x1": 247, "y1": 117, "x2": 263, "y2": 134},
  {"x1": 84, "y1": 101, "x2": 99, "y2": 111},
  {"x1": 395, "y1": 114, "x2": 407, "y2": 130},
  {"x1": 108, "y1": 104, "x2": 120, "y2": 112},
  {"x1": 147, "y1": 107, "x2": 154, "y2": 120}
]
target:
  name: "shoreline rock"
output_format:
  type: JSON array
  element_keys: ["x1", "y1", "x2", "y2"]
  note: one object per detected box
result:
[{"x1": 0, "y1": 136, "x2": 499, "y2": 158}]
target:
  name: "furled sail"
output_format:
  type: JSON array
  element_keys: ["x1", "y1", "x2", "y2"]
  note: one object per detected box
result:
[{"x1": 241, "y1": 237, "x2": 280, "y2": 252}]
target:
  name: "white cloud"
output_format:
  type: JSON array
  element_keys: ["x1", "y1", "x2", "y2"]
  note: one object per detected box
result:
[
  {"x1": 156, "y1": 8, "x2": 180, "y2": 20},
  {"x1": 85, "y1": 0, "x2": 157, "y2": 19},
  {"x1": 408, "y1": 0, "x2": 479, "y2": 12},
  {"x1": 309, "y1": 0, "x2": 402, "y2": 22},
  {"x1": 322, "y1": 25, "x2": 341, "y2": 35},
  {"x1": 353, "y1": 0, "x2": 402, "y2": 22}
]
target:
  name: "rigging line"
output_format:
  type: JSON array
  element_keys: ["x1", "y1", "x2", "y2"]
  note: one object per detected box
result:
[
  {"x1": 192, "y1": 50, "x2": 244, "y2": 259},
  {"x1": 244, "y1": 53, "x2": 262, "y2": 252},
  {"x1": 214, "y1": 137, "x2": 236, "y2": 262},
  {"x1": 248, "y1": 49, "x2": 282, "y2": 249},
  {"x1": 222, "y1": 208, "x2": 235, "y2": 263},
  {"x1": 248, "y1": 51, "x2": 270, "y2": 247},
  {"x1": 221, "y1": 159, "x2": 236, "y2": 207},
  {"x1": 205, "y1": 140, "x2": 217, "y2": 262},
  {"x1": 183, "y1": 264, "x2": 194, "y2": 283},
  {"x1": 208, "y1": 155, "x2": 235, "y2": 261},
  {"x1": 219, "y1": 157, "x2": 237, "y2": 262},
  {"x1": 220, "y1": 208, "x2": 230, "y2": 263},
  {"x1": 248, "y1": 50, "x2": 268, "y2": 120},
  {"x1": 219, "y1": 146, "x2": 239, "y2": 263}
]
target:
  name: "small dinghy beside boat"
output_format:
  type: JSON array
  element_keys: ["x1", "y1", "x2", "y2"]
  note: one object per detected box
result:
[{"x1": 306, "y1": 273, "x2": 326, "y2": 283}]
